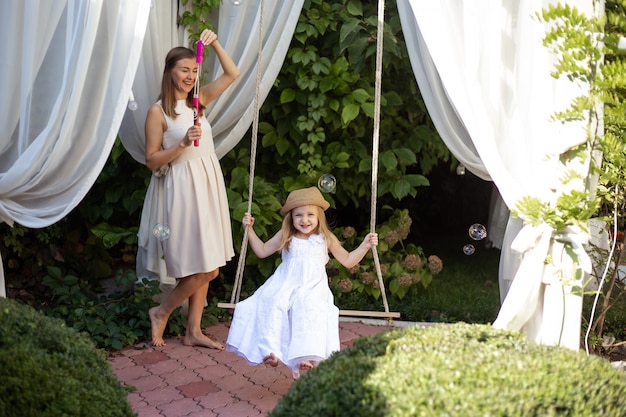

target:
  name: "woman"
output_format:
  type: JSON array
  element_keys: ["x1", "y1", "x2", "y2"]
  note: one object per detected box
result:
[{"x1": 142, "y1": 29, "x2": 239, "y2": 348}]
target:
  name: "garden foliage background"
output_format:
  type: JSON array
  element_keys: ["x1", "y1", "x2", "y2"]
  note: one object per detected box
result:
[
  {"x1": 1, "y1": 0, "x2": 455, "y2": 302},
  {"x1": 2, "y1": 0, "x2": 626, "y2": 353}
]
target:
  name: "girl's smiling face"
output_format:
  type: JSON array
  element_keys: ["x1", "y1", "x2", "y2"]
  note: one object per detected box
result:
[
  {"x1": 291, "y1": 205, "x2": 319, "y2": 237},
  {"x1": 171, "y1": 57, "x2": 198, "y2": 99}
]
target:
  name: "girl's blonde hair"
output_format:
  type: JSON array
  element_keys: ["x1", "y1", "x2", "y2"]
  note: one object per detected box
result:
[{"x1": 278, "y1": 205, "x2": 338, "y2": 252}]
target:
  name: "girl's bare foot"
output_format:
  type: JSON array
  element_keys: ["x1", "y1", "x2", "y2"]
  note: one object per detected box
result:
[
  {"x1": 263, "y1": 352, "x2": 279, "y2": 367},
  {"x1": 291, "y1": 360, "x2": 315, "y2": 380},
  {"x1": 149, "y1": 306, "x2": 167, "y2": 347},
  {"x1": 183, "y1": 333, "x2": 225, "y2": 350}
]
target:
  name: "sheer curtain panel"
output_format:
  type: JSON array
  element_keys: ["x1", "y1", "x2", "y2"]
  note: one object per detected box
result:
[
  {"x1": 0, "y1": 0, "x2": 151, "y2": 297},
  {"x1": 398, "y1": 0, "x2": 592, "y2": 349}
]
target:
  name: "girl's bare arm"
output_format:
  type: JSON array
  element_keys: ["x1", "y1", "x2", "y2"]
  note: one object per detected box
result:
[
  {"x1": 328, "y1": 232, "x2": 378, "y2": 269},
  {"x1": 243, "y1": 213, "x2": 282, "y2": 259}
]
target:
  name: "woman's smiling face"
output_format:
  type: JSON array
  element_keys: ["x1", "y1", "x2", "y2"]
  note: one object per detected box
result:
[
  {"x1": 171, "y1": 57, "x2": 198, "y2": 99},
  {"x1": 291, "y1": 205, "x2": 319, "y2": 237}
]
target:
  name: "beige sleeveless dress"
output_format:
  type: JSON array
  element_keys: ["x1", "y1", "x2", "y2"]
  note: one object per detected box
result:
[{"x1": 138, "y1": 100, "x2": 234, "y2": 280}]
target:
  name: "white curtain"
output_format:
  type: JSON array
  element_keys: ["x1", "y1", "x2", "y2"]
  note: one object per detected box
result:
[
  {"x1": 119, "y1": 0, "x2": 305, "y2": 163},
  {"x1": 398, "y1": 0, "x2": 592, "y2": 349},
  {"x1": 118, "y1": 0, "x2": 182, "y2": 164},
  {"x1": 0, "y1": 0, "x2": 151, "y2": 297}
]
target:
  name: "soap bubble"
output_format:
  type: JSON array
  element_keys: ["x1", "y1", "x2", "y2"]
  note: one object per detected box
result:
[
  {"x1": 468, "y1": 223, "x2": 487, "y2": 241},
  {"x1": 128, "y1": 100, "x2": 138, "y2": 111},
  {"x1": 318, "y1": 174, "x2": 337, "y2": 193},
  {"x1": 463, "y1": 244, "x2": 475, "y2": 255},
  {"x1": 152, "y1": 223, "x2": 171, "y2": 241}
]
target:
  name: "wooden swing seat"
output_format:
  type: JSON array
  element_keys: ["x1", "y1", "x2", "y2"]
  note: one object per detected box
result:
[{"x1": 217, "y1": 302, "x2": 401, "y2": 319}]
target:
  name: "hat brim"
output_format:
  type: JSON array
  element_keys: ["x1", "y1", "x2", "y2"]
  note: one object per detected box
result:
[{"x1": 280, "y1": 187, "x2": 330, "y2": 216}]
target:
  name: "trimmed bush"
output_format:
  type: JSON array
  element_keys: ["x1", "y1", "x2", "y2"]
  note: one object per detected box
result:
[
  {"x1": 270, "y1": 322, "x2": 626, "y2": 416},
  {"x1": 0, "y1": 297, "x2": 135, "y2": 417}
]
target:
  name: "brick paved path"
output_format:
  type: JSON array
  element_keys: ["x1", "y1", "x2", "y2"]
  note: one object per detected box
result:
[{"x1": 109, "y1": 319, "x2": 403, "y2": 417}]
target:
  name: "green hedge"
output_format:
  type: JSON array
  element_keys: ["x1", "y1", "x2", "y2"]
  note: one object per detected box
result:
[
  {"x1": 270, "y1": 322, "x2": 626, "y2": 416},
  {"x1": 0, "y1": 297, "x2": 135, "y2": 417}
]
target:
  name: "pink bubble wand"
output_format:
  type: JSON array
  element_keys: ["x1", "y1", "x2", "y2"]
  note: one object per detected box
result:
[{"x1": 193, "y1": 40, "x2": 204, "y2": 147}]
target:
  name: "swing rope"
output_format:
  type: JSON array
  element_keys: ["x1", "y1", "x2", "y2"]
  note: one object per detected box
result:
[
  {"x1": 230, "y1": 0, "x2": 265, "y2": 305},
  {"x1": 222, "y1": 0, "x2": 399, "y2": 318},
  {"x1": 369, "y1": 0, "x2": 391, "y2": 315}
]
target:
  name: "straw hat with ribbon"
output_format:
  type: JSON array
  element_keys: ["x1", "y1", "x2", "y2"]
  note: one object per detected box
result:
[{"x1": 280, "y1": 187, "x2": 330, "y2": 216}]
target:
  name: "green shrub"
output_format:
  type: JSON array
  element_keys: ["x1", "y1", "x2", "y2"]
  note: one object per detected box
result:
[
  {"x1": 270, "y1": 322, "x2": 626, "y2": 416},
  {"x1": 0, "y1": 297, "x2": 135, "y2": 417}
]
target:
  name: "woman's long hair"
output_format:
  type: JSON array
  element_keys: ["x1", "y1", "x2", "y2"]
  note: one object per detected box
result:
[
  {"x1": 278, "y1": 206, "x2": 338, "y2": 253},
  {"x1": 158, "y1": 47, "x2": 206, "y2": 118}
]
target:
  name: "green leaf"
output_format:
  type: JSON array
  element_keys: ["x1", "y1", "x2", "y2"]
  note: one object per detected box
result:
[
  {"x1": 393, "y1": 148, "x2": 417, "y2": 164},
  {"x1": 340, "y1": 18, "x2": 362, "y2": 49},
  {"x1": 319, "y1": 77, "x2": 336, "y2": 94},
  {"x1": 334, "y1": 152, "x2": 351, "y2": 163},
  {"x1": 351, "y1": 88, "x2": 370, "y2": 103},
  {"x1": 392, "y1": 179, "x2": 413, "y2": 199},
  {"x1": 360, "y1": 102, "x2": 375, "y2": 118},
  {"x1": 341, "y1": 104, "x2": 360, "y2": 125},
  {"x1": 46, "y1": 266, "x2": 62, "y2": 280},
  {"x1": 380, "y1": 151, "x2": 398, "y2": 170},
  {"x1": 280, "y1": 88, "x2": 296, "y2": 104},
  {"x1": 358, "y1": 158, "x2": 372, "y2": 172},
  {"x1": 276, "y1": 136, "x2": 291, "y2": 155},
  {"x1": 405, "y1": 174, "x2": 430, "y2": 187},
  {"x1": 262, "y1": 130, "x2": 278, "y2": 147},
  {"x1": 346, "y1": 0, "x2": 363, "y2": 16}
]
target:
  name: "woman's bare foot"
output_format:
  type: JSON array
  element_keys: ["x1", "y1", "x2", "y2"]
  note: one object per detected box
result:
[
  {"x1": 183, "y1": 333, "x2": 225, "y2": 350},
  {"x1": 298, "y1": 360, "x2": 314, "y2": 371},
  {"x1": 263, "y1": 352, "x2": 279, "y2": 367},
  {"x1": 149, "y1": 306, "x2": 168, "y2": 347}
]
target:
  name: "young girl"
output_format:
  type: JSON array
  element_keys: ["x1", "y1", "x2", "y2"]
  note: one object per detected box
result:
[{"x1": 225, "y1": 187, "x2": 378, "y2": 378}]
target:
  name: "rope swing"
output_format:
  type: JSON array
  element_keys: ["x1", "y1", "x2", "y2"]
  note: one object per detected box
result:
[
  {"x1": 226, "y1": 0, "x2": 266, "y2": 308},
  {"x1": 218, "y1": 0, "x2": 400, "y2": 319},
  {"x1": 360, "y1": 0, "x2": 400, "y2": 319}
]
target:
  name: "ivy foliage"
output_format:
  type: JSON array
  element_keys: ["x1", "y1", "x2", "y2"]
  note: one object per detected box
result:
[
  {"x1": 180, "y1": 0, "x2": 221, "y2": 53},
  {"x1": 219, "y1": 0, "x2": 448, "y2": 295},
  {"x1": 221, "y1": 0, "x2": 446, "y2": 208},
  {"x1": 514, "y1": 2, "x2": 626, "y2": 233},
  {"x1": 39, "y1": 268, "x2": 159, "y2": 350}
]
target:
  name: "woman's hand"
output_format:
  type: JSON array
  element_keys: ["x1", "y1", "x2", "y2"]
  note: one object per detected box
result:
[
  {"x1": 182, "y1": 125, "x2": 201, "y2": 147},
  {"x1": 199, "y1": 29, "x2": 218, "y2": 47},
  {"x1": 242, "y1": 212, "x2": 255, "y2": 228}
]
